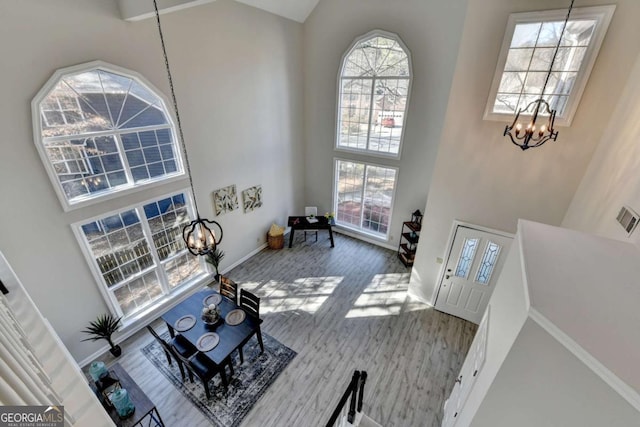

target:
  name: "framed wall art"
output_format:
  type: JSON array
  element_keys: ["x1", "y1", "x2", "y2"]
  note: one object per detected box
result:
[
  {"x1": 242, "y1": 185, "x2": 263, "y2": 213},
  {"x1": 212, "y1": 184, "x2": 239, "y2": 216}
]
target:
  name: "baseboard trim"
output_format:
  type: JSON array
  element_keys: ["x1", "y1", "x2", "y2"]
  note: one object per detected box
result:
[
  {"x1": 223, "y1": 243, "x2": 268, "y2": 272},
  {"x1": 407, "y1": 288, "x2": 432, "y2": 306}
]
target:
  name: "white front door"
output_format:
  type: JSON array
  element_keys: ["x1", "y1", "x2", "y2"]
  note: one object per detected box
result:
[{"x1": 435, "y1": 224, "x2": 512, "y2": 324}]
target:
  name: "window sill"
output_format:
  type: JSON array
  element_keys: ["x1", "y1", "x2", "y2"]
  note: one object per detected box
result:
[
  {"x1": 61, "y1": 172, "x2": 187, "y2": 212},
  {"x1": 334, "y1": 146, "x2": 401, "y2": 161},
  {"x1": 333, "y1": 225, "x2": 397, "y2": 251}
]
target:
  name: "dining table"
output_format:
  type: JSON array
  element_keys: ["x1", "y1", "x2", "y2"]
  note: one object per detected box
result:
[{"x1": 160, "y1": 289, "x2": 260, "y2": 386}]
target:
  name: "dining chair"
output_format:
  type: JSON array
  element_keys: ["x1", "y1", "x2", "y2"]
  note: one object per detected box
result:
[
  {"x1": 146, "y1": 325, "x2": 197, "y2": 382},
  {"x1": 171, "y1": 345, "x2": 234, "y2": 399},
  {"x1": 304, "y1": 206, "x2": 318, "y2": 242},
  {"x1": 237, "y1": 289, "x2": 264, "y2": 364},
  {"x1": 219, "y1": 276, "x2": 238, "y2": 304}
]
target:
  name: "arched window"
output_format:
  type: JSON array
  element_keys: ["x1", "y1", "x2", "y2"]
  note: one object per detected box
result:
[
  {"x1": 336, "y1": 30, "x2": 412, "y2": 157},
  {"x1": 33, "y1": 62, "x2": 205, "y2": 321},
  {"x1": 32, "y1": 61, "x2": 183, "y2": 211}
]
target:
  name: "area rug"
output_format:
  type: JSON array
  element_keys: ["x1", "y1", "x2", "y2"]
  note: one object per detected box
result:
[{"x1": 141, "y1": 331, "x2": 296, "y2": 427}]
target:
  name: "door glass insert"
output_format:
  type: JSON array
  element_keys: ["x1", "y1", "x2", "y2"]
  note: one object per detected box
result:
[
  {"x1": 454, "y1": 238, "x2": 479, "y2": 279},
  {"x1": 475, "y1": 241, "x2": 502, "y2": 285}
]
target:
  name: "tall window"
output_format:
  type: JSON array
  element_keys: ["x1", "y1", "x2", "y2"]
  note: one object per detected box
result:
[
  {"x1": 336, "y1": 30, "x2": 412, "y2": 157},
  {"x1": 484, "y1": 5, "x2": 615, "y2": 125},
  {"x1": 32, "y1": 61, "x2": 184, "y2": 211},
  {"x1": 75, "y1": 192, "x2": 205, "y2": 318},
  {"x1": 33, "y1": 62, "x2": 205, "y2": 322},
  {"x1": 334, "y1": 160, "x2": 397, "y2": 238}
]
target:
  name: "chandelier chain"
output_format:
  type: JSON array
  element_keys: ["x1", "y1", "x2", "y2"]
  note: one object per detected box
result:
[
  {"x1": 152, "y1": 0, "x2": 199, "y2": 215},
  {"x1": 540, "y1": 0, "x2": 575, "y2": 99}
]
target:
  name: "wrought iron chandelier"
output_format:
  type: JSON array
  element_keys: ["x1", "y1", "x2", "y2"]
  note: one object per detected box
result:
[
  {"x1": 504, "y1": 0, "x2": 574, "y2": 150},
  {"x1": 153, "y1": 0, "x2": 223, "y2": 256}
]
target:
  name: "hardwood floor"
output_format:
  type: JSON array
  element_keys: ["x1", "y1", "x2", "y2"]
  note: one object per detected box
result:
[{"x1": 96, "y1": 233, "x2": 477, "y2": 426}]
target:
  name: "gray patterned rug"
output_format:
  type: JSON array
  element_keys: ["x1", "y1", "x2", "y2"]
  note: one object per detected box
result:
[{"x1": 141, "y1": 331, "x2": 296, "y2": 427}]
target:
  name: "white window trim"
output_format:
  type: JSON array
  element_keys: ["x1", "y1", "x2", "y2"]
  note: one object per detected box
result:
[
  {"x1": 32, "y1": 60, "x2": 186, "y2": 212},
  {"x1": 332, "y1": 157, "x2": 398, "y2": 242},
  {"x1": 483, "y1": 5, "x2": 615, "y2": 126},
  {"x1": 71, "y1": 188, "x2": 209, "y2": 322},
  {"x1": 334, "y1": 29, "x2": 413, "y2": 160}
]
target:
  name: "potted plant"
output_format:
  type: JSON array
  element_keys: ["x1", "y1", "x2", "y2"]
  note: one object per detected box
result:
[
  {"x1": 82, "y1": 314, "x2": 123, "y2": 357},
  {"x1": 325, "y1": 212, "x2": 336, "y2": 225},
  {"x1": 206, "y1": 248, "x2": 225, "y2": 281}
]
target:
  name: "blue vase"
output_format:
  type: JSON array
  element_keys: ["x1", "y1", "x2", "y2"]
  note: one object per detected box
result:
[
  {"x1": 89, "y1": 361, "x2": 108, "y2": 382},
  {"x1": 111, "y1": 388, "x2": 135, "y2": 418}
]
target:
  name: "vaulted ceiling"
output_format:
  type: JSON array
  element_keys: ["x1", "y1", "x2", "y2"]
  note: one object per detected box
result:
[{"x1": 117, "y1": 0, "x2": 321, "y2": 23}]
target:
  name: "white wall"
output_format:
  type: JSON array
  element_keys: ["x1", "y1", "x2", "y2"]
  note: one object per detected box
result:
[
  {"x1": 0, "y1": 0, "x2": 304, "y2": 362},
  {"x1": 471, "y1": 319, "x2": 640, "y2": 427},
  {"x1": 453, "y1": 233, "x2": 529, "y2": 426},
  {"x1": 562, "y1": 51, "x2": 640, "y2": 245},
  {"x1": 303, "y1": 0, "x2": 469, "y2": 248},
  {"x1": 409, "y1": 0, "x2": 640, "y2": 304}
]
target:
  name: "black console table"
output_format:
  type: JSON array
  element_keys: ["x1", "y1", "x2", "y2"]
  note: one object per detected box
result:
[
  {"x1": 287, "y1": 216, "x2": 335, "y2": 248},
  {"x1": 94, "y1": 363, "x2": 165, "y2": 427}
]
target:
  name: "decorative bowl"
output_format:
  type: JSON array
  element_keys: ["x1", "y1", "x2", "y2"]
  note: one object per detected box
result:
[{"x1": 201, "y1": 313, "x2": 221, "y2": 326}]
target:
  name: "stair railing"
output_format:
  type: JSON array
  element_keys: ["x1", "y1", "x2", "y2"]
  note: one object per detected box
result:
[{"x1": 326, "y1": 370, "x2": 368, "y2": 427}]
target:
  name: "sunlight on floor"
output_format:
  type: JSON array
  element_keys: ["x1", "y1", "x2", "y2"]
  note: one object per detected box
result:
[
  {"x1": 246, "y1": 276, "x2": 343, "y2": 314},
  {"x1": 345, "y1": 272, "x2": 413, "y2": 318}
]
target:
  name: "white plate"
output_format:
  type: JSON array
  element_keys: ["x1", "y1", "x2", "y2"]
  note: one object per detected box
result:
[
  {"x1": 203, "y1": 293, "x2": 222, "y2": 307},
  {"x1": 225, "y1": 309, "x2": 246, "y2": 326},
  {"x1": 174, "y1": 315, "x2": 196, "y2": 332},
  {"x1": 196, "y1": 332, "x2": 220, "y2": 352}
]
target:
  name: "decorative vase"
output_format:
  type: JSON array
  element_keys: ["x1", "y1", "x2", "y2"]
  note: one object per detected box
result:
[
  {"x1": 201, "y1": 305, "x2": 220, "y2": 325},
  {"x1": 89, "y1": 361, "x2": 108, "y2": 382},
  {"x1": 111, "y1": 388, "x2": 135, "y2": 418}
]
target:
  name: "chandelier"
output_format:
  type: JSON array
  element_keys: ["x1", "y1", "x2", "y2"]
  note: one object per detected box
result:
[
  {"x1": 504, "y1": 0, "x2": 574, "y2": 150},
  {"x1": 153, "y1": 0, "x2": 223, "y2": 256}
]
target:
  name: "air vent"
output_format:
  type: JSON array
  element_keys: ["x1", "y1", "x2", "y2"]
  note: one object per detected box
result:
[{"x1": 616, "y1": 206, "x2": 639, "y2": 235}]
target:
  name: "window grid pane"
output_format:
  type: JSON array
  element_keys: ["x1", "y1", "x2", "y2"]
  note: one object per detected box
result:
[
  {"x1": 164, "y1": 253, "x2": 202, "y2": 289},
  {"x1": 114, "y1": 271, "x2": 162, "y2": 317},
  {"x1": 335, "y1": 160, "x2": 396, "y2": 238},
  {"x1": 475, "y1": 241, "x2": 502, "y2": 285},
  {"x1": 337, "y1": 33, "x2": 411, "y2": 156},
  {"x1": 143, "y1": 196, "x2": 191, "y2": 261},
  {"x1": 493, "y1": 18, "x2": 598, "y2": 118},
  {"x1": 79, "y1": 192, "x2": 205, "y2": 318},
  {"x1": 83, "y1": 210, "x2": 153, "y2": 287},
  {"x1": 454, "y1": 238, "x2": 479, "y2": 279},
  {"x1": 362, "y1": 165, "x2": 395, "y2": 235},
  {"x1": 38, "y1": 66, "x2": 183, "y2": 207}
]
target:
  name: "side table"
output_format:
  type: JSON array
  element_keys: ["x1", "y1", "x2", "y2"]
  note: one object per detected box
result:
[
  {"x1": 287, "y1": 216, "x2": 335, "y2": 248},
  {"x1": 92, "y1": 363, "x2": 165, "y2": 427}
]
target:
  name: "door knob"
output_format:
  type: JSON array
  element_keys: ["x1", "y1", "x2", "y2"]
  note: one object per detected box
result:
[{"x1": 445, "y1": 268, "x2": 452, "y2": 279}]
